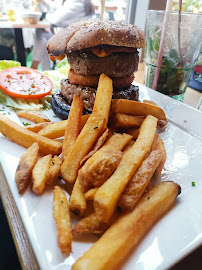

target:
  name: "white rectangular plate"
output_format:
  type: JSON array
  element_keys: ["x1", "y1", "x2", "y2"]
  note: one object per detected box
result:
[{"x1": 0, "y1": 84, "x2": 202, "y2": 270}]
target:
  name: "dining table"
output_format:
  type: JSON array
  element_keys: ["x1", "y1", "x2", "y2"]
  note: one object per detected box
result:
[
  {"x1": 0, "y1": 63, "x2": 201, "y2": 270},
  {"x1": 0, "y1": 19, "x2": 51, "y2": 66}
]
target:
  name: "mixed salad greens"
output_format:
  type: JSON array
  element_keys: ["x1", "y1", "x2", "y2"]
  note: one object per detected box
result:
[{"x1": 0, "y1": 60, "x2": 69, "y2": 110}]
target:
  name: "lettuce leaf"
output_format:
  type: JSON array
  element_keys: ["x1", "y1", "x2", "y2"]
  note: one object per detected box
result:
[{"x1": 0, "y1": 60, "x2": 21, "y2": 71}]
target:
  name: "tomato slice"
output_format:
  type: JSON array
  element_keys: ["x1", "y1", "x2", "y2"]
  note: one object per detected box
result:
[{"x1": 0, "y1": 67, "x2": 53, "y2": 99}]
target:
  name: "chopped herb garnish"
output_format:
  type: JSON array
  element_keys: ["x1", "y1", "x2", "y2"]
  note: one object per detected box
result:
[
  {"x1": 9, "y1": 107, "x2": 14, "y2": 111},
  {"x1": 117, "y1": 206, "x2": 122, "y2": 213},
  {"x1": 113, "y1": 132, "x2": 117, "y2": 135},
  {"x1": 192, "y1": 182, "x2": 195, "y2": 187},
  {"x1": 0, "y1": 109, "x2": 4, "y2": 111},
  {"x1": 94, "y1": 126, "x2": 98, "y2": 129},
  {"x1": 61, "y1": 200, "x2": 64, "y2": 204},
  {"x1": 8, "y1": 112, "x2": 11, "y2": 115},
  {"x1": 3, "y1": 113, "x2": 6, "y2": 115},
  {"x1": 23, "y1": 122, "x2": 31, "y2": 126},
  {"x1": 137, "y1": 173, "x2": 140, "y2": 176},
  {"x1": 58, "y1": 176, "x2": 62, "y2": 180},
  {"x1": 53, "y1": 115, "x2": 57, "y2": 118},
  {"x1": 2, "y1": 106, "x2": 5, "y2": 109},
  {"x1": 68, "y1": 197, "x2": 71, "y2": 202},
  {"x1": 52, "y1": 161, "x2": 55, "y2": 165}
]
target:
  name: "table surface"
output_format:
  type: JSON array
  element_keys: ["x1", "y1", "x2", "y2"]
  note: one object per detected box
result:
[
  {"x1": 0, "y1": 63, "x2": 201, "y2": 270},
  {"x1": 0, "y1": 19, "x2": 50, "y2": 29}
]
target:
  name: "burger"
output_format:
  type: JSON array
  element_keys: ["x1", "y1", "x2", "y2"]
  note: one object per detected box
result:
[{"x1": 47, "y1": 19, "x2": 145, "y2": 119}]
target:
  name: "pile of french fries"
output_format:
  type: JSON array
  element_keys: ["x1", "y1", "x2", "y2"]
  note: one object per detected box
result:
[{"x1": 0, "y1": 74, "x2": 181, "y2": 269}]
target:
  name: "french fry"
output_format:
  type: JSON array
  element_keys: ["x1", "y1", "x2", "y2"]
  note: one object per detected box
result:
[
  {"x1": 62, "y1": 95, "x2": 83, "y2": 161},
  {"x1": 17, "y1": 110, "x2": 51, "y2": 123},
  {"x1": 80, "y1": 128, "x2": 109, "y2": 166},
  {"x1": 143, "y1": 102, "x2": 168, "y2": 129},
  {"x1": 79, "y1": 133, "x2": 132, "y2": 192},
  {"x1": 112, "y1": 113, "x2": 145, "y2": 128},
  {"x1": 38, "y1": 114, "x2": 90, "y2": 139},
  {"x1": 104, "y1": 133, "x2": 132, "y2": 150},
  {"x1": 0, "y1": 114, "x2": 62, "y2": 155},
  {"x1": 72, "y1": 209, "x2": 120, "y2": 237},
  {"x1": 53, "y1": 186, "x2": 72, "y2": 255},
  {"x1": 84, "y1": 148, "x2": 123, "y2": 189},
  {"x1": 118, "y1": 150, "x2": 162, "y2": 211},
  {"x1": 111, "y1": 99, "x2": 166, "y2": 120},
  {"x1": 73, "y1": 181, "x2": 181, "y2": 270},
  {"x1": 25, "y1": 122, "x2": 51, "y2": 133},
  {"x1": 127, "y1": 128, "x2": 140, "y2": 139},
  {"x1": 32, "y1": 154, "x2": 52, "y2": 195},
  {"x1": 60, "y1": 114, "x2": 106, "y2": 184},
  {"x1": 94, "y1": 115, "x2": 158, "y2": 223},
  {"x1": 46, "y1": 156, "x2": 62, "y2": 185},
  {"x1": 155, "y1": 139, "x2": 167, "y2": 175},
  {"x1": 150, "y1": 133, "x2": 159, "y2": 152},
  {"x1": 84, "y1": 188, "x2": 98, "y2": 200},
  {"x1": 15, "y1": 142, "x2": 39, "y2": 194},
  {"x1": 69, "y1": 175, "x2": 87, "y2": 217},
  {"x1": 72, "y1": 212, "x2": 109, "y2": 236},
  {"x1": 157, "y1": 118, "x2": 168, "y2": 129},
  {"x1": 93, "y1": 74, "x2": 113, "y2": 126}
]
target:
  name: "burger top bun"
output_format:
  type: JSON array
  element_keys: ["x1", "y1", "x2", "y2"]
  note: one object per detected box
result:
[{"x1": 47, "y1": 19, "x2": 146, "y2": 56}]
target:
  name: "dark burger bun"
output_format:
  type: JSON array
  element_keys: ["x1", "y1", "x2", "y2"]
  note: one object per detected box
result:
[
  {"x1": 51, "y1": 90, "x2": 90, "y2": 120},
  {"x1": 47, "y1": 19, "x2": 146, "y2": 56}
]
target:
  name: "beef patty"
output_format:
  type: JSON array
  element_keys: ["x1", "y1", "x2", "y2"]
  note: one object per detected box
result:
[
  {"x1": 60, "y1": 78, "x2": 139, "y2": 112},
  {"x1": 67, "y1": 51, "x2": 139, "y2": 78}
]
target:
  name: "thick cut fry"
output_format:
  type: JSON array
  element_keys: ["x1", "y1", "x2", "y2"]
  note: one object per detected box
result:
[
  {"x1": 73, "y1": 181, "x2": 181, "y2": 270},
  {"x1": 94, "y1": 115, "x2": 158, "y2": 223},
  {"x1": 111, "y1": 99, "x2": 166, "y2": 120},
  {"x1": 53, "y1": 186, "x2": 72, "y2": 255},
  {"x1": 25, "y1": 122, "x2": 51, "y2": 133},
  {"x1": 84, "y1": 149, "x2": 123, "y2": 188},
  {"x1": 127, "y1": 128, "x2": 140, "y2": 139},
  {"x1": 46, "y1": 156, "x2": 62, "y2": 185},
  {"x1": 80, "y1": 128, "x2": 109, "y2": 166},
  {"x1": 72, "y1": 212, "x2": 109, "y2": 236},
  {"x1": 60, "y1": 114, "x2": 106, "y2": 184},
  {"x1": 0, "y1": 115, "x2": 62, "y2": 155},
  {"x1": 15, "y1": 142, "x2": 39, "y2": 194},
  {"x1": 38, "y1": 114, "x2": 90, "y2": 139},
  {"x1": 93, "y1": 74, "x2": 113, "y2": 126},
  {"x1": 72, "y1": 210, "x2": 120, "y2": 237},
  {"x1": 150, "y1": 133, "x2": 159, "y2": 152},
  {"x1": 69, "y1": 175, "x2": 87, "y2": 217},
  {"x1": 118, "y1": 150, "x2": 162, "y2": 211},
  {"x1": 32, "y1": 154, "x2": 52, "y2": 195},
  {"x1": 79, "y1": 133, "x2": 132, "y2": 192},
  {"x1": 157, "y1": 118, "x2": 168, "y2": 129},
  {"x1": 104, "y1": 133, "x2": 132, "y2": 150},
  {"x1": 155, "y1": 139, "x2": 167, "y2": 175},
  {"x1": 62, "y1": 95, "x2": 83, "y2": 161},
  {"x1": 84, "y1": 188, "x2": 98, "y2": 200},
  {"x1": 17, "y1": 110, "x2": 51, "y2": 123},
  {"x1": 112, "y1": 113, "x2": 145, "y2": 128}
]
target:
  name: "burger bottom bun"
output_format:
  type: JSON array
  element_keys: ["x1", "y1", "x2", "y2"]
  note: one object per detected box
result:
[{"x1": 68, "y1": 69, "x2": 135, "y2": 89}]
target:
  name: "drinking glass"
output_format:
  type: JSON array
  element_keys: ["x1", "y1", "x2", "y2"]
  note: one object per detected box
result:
[{"x1": 144, "y1": 11, "x2": 202, "y2": 101}]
